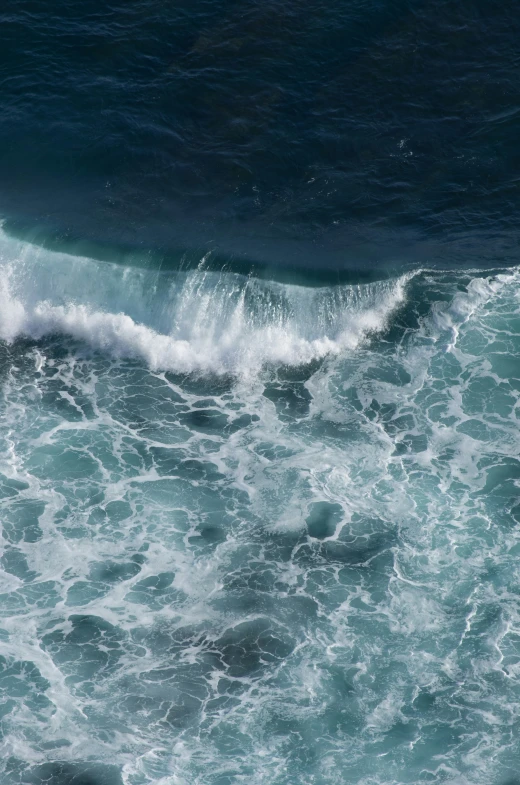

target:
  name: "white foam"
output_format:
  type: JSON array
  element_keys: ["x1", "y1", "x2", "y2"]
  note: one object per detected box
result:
[
  {"x1": 0, "y1": 228, "x2": 410, "y2": 376},
  {"x1": 431, "y1": 271, "x2": 519, "y2": 351}
]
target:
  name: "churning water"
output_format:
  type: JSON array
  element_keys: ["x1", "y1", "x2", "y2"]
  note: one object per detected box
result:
[{"x1": 1, "y1": 231, "x2": 520, "y2": 784}]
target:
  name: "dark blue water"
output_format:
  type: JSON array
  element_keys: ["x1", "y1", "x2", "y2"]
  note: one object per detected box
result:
[
  {"x1": 1, "y1": 0, "x2": 519, "y2": 273},
  {"x1": 1, "y1": 3, "x2": 520, "y2": 785}
]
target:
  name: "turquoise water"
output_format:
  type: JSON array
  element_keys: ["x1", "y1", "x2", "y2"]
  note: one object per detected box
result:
[{"x1": 1, "y1": 230, "x2": 519, "y2": 784}]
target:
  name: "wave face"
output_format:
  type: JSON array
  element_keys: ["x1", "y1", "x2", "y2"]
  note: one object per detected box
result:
[{"x1": 1, "y1": 233, "x2": 520, "y2": 785}]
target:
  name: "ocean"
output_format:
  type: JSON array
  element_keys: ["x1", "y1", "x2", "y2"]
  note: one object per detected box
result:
[{"x1": 0, "y1": 2, "x2": 519, "y2": 784}]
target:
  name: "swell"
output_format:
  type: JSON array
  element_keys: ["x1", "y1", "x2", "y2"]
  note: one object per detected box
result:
[
  {"x1": 0, "y1": 228, "x2": 411, "y2": 376},
  {"x1": 0, "y1": 218, "x2": 404, "y2": 287}
]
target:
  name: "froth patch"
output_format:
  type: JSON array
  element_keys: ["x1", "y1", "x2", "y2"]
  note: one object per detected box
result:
[{"x1": 432, "y1": 271, "x2": 520, "y2": 351}]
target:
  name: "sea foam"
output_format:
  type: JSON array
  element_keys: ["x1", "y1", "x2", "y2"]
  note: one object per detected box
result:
[{"x1": 1, "y1": 239, "x2": 520, "y2": 785}]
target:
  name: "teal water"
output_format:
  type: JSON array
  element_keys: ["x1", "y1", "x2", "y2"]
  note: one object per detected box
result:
[{"x1": 1, "y1": 230, "x2": 519, "y2": 784}]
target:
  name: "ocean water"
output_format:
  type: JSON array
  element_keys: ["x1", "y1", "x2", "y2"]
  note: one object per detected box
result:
[{"x1": 1, "y1": 2, "x2": 520, "y2": 785}]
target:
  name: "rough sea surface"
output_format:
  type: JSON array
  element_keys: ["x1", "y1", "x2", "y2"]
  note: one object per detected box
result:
[{"x1": 1, "y1": 2, "x2": 520, "y2": 785}]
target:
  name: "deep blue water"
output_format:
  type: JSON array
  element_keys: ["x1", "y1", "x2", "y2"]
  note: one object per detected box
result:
[
  {"x1": 2, "y1": 0, "x2": 520, "y2": 273},
  {"x1": 0, "y1": 2, "x2": 520, "y2": 784}
]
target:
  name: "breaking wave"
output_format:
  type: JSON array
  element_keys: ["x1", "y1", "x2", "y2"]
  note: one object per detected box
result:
[{"x1": 0, "y1": 228, "x2": 410, "y2": 376}]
